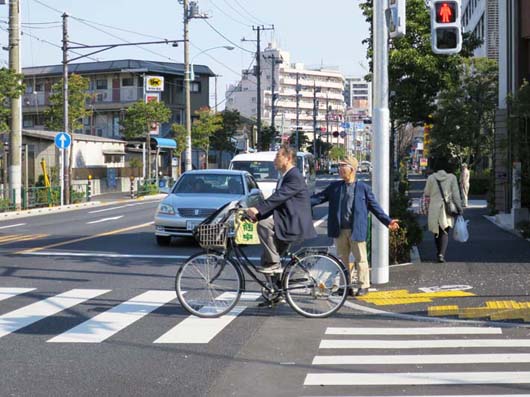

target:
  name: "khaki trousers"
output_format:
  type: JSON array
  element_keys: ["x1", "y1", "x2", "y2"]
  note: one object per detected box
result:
[{"x1": 335, "y1": 229, "x2": 370, "y2": 288}]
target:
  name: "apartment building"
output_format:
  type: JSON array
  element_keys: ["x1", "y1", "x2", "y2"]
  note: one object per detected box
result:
[
  {"x1": 226, "y1": 44, "x2": 345, "y2": 145},
  {"x1": 21, "y1": 59, "x2": 214, "y2": 139},
  {"x1": 462, "y1": 0, "x2": 499, "y2": 60},
  {"x1": 344, "y1": 77, "x2": 371, "y2": 110}
]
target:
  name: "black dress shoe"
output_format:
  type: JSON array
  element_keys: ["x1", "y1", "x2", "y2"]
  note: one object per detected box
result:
[
  {"x1": 437, "y1": 254, "x2": 445, "y2": 263},
  {"x1": 355, "y1": 288, "x2": 369, "y2": 297},
  {"x1": 336, "y1": 287, "x2": 355, "y2": 297}
]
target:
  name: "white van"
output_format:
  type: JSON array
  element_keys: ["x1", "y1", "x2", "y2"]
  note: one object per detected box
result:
[{"x1": 229, "y1": 151, "x2": 316, "y2": 198}]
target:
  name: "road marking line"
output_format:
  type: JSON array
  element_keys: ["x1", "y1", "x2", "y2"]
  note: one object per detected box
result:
[
  {"x1": 48, "y1": 290, "x2": 176, "y2": 343},
  {"x1": 0, "y1": 234, "x2": 48, "y2": 244},
  {"x1": 88, "y1": 202, "x2": 151, "y2": 213},
  {"x1": 0, "y1": 223, "x2": 26, "y2": 229},
  {"x1": 319, "y1": 339, "x2": 530, "y2": 349},
  {"x1": 0, "y1": 289, "x2": 110, "y2": 339},
  {"x1": 325, "y1": 326, "x2": 502, "y2": 335},
  {"x1": 86, "y1": 215, "x2": 124, "y2": 224},
  {"x1": 304, "y1": 372, "x2": 530, "y2": 386},
  {"x1": 0, "y1": 288, "x2": 35, "y2": 303},
  {"x1": 16, "y1": 251, "x2": 262, "y2": 260},
  {"x1": 154, "y1": 292, "x2": 260, "y2": 344},
  {"x1": 16, "y1": 222, "x2": 154, "y2": 254},
  {"x1": 312, "y1": 353, "x2": 530, "y2": 365}
]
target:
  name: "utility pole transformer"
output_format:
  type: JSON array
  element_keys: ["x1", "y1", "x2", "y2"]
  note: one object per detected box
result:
[{"x1": 8, "y1": 0, "x2": 22, "y2": 209}]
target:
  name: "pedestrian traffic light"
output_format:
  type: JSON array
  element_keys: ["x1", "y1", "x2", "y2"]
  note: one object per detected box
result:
[{"x1": 430, "y1": 0, "x2": 462, "y2": 55}]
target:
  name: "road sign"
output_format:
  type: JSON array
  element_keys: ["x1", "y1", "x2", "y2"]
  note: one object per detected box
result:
[
  {"x1": 340, "y1": 131, "x2": 346, "y2": 138},
  {"x1": 54, "y1": 132, "x2": 71, "y2": 150}
]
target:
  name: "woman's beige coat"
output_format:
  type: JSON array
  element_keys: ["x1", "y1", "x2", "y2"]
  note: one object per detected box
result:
[{"x1": 424, "y1": 170, "x2": 463, "y2": 235}]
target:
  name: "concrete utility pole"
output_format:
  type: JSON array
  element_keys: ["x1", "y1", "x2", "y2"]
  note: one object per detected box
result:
[
  {"x1": 265, "y1": 53, "x2": 282, "y2": 132},
  {"x1": 62, "y1": 12, "x2": 70, "y2": 205},
  {"x1": 183, "y1": 0, "x2": 192, "y2": 171},
  {"x1": 8, "y1": 0, "x2": 22, "y2": 209},
  {"x1": 312, "y1": 81, "x2": 320, "y2": 156},
  {"x1": 295, "y1": 72, "x2": 301, "y2": 150},
  {"x1": 372, "y1": 0, "x2": 390, "y2": 284},
  {"x1": 325, "y1": 95, "x2": 330, "y2": 147}
]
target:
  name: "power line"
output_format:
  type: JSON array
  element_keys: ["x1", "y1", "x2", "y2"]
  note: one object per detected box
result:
[
  {"x1": 209, "y1": 1, "x2": 251, "y2": 27},
  {"x1": 220, "y1": 0, "x2": 259, "y2": 25},
  {"x1": 203, "y1": 19, "x2": 254, "y2": 54},
  {"x1": 30, "y1": 0, "x2": 63, "y2": 14},
  {"x1": 231, "y1": 0, "x2": 269, "y2": 25}
]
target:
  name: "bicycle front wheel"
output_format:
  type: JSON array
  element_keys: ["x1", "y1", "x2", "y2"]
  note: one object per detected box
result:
[
  {"x1": 176, "y1": 252, "x2": 242, "y2": 318},
  {"x1": 284, "y1": 253, "x2": 348, "y2": 318}
]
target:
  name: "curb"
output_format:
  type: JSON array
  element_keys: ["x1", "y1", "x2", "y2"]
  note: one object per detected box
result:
[{"x1": 0, "y1": 194, "x2": 166, "y2": 221}]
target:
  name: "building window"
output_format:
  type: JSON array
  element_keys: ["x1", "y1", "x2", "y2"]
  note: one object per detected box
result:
[
  {"x1": 122, "y1": 77, "x2": 134, "y2": 87},
  {"x1": 191, "y1": 82, "x2": 201, "y2": 93},
  {"x1": 96, "y1": 79, "x2": 108, "y2": 90},
  {"x1": 104, "y1": 154, "x2": 123, "y2": 163}
]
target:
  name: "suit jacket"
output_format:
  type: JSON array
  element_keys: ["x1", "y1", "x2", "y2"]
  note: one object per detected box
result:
[
  {"x1": 255, "y1": 167, "x2": 317, "y2": 242},
  {"x1": 311, "y1": 180, "x2": 391, "y2": 241}
]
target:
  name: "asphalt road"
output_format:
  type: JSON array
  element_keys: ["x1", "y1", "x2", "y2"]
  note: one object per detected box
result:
[{"x1": 1, "y1": 174, "x2": 529, "y2": 397}]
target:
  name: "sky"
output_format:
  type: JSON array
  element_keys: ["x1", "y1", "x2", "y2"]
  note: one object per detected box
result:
[{"x1": 0, "y1": 0, "x2": 370, "y2": 108}]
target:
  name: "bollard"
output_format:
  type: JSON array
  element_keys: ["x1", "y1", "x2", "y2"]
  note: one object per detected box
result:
[
  {"x1": 87, "y1": 175, "x2": 92, "y2": 202},
  {"x1": 130, "y1": 176, "x2": 135, "y2": 199}
]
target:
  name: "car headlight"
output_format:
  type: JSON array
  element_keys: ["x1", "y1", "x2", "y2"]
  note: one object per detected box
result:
[{"x1": 157, "y1": 203, "x2": 176, "y2": 215}]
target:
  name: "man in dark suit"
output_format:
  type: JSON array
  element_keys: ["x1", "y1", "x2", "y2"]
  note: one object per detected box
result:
[
  {"x1": 247, "y1": 146, "x2": 317, "y2": 273},
  {"x1": 311, "y1": 156, "x2": 399, "y2": 296}
]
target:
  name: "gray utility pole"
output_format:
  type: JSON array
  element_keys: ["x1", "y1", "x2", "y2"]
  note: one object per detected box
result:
[
  {"x1": 312, "y1": 82, "x2": 320, "y2": 156},
  {"x1": 62, "y1": 13, "x2": 70, "y2": 205},
  {"x1": 251, "y1": 25, "x2": 274, "y2": 150},
  {"x1": 265, "y1": 53, "x2": 282, "y2": 132},
  {"x1": 8, "y1": 0, "x2": 22, "y2": 210},
  {"x1": 182, "y1": 0, "x2": 207, "y2": 171},
  {"x1": 325, "y1": 95, "x2": 330, "y2": 146},
  {"x1": 372, "y1": 0, "x2": 390, "y2": 284},
  {"x1": 295, "y1": 72, "x2": 301, "y2": 150}
]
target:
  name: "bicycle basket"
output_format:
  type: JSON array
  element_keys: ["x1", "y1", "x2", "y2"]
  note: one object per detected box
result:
[{"x1": 195, "y1": 223, "x2": 229, "y2": 249}]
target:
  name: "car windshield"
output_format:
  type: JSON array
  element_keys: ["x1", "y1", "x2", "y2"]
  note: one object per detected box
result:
[
  {"x1": 173, "y1": 174, "x2": 244, "y2": 195},
  {"x1": 230, "y1": 161, "x2": 279, "y2": 181}
]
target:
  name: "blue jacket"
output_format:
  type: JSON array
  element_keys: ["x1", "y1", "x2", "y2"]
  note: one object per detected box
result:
[
  {"x1": 311, "y1": 180, "x2": 392, "y2": 241},
  {"x1": 256, "y1": 167, "x2": 317, "y2": 242}
]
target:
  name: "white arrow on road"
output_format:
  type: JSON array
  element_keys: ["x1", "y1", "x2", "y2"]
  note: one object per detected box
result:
[{"x1": 86, "y1": 216, "x2": 123, "y2": 224}]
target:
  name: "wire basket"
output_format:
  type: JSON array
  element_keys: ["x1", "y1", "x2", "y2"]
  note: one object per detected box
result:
[{"x1": 195, "y1": 222, "x2": 229, "y2": 249}]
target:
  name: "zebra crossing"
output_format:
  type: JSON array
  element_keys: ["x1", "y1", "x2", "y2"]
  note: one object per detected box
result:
[
  {"x1": 303, "y1": 326, "x2": 530, "y2": 394},
  {"x1": 0, "y1": 287, "x2": 259, "y2": 344}
]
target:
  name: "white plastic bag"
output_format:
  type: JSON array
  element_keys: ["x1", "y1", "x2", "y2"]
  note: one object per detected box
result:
[{"x1": 453, "y1": 215, "x2": 469, "y2": 243}]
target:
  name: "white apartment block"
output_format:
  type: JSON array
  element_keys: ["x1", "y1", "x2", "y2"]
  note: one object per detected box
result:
[
  {"x1": 462, "y1": 0, "x2": 499, "y2": 60},
  {"x1": 344, "y1": 77, "x2": 371, "y2": 111},
  {"x1": 226, "y1": 43, "x2": 345, "y2": 144}
]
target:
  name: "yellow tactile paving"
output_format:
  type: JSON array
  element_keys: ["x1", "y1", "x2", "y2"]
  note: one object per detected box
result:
[
  {"x1": 356, "y1": 289, "x2": 475, "y2": 306},
  {"x1": 429, "y1": 301, "x2": 530, "y2": 322}
]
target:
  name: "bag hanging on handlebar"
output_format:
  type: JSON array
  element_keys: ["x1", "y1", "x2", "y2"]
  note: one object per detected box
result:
[{"x1": 234, "y1": 210, "x2": 260, "y2": 245}]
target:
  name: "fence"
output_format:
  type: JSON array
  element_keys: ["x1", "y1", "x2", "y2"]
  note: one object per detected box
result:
[{"x1": 136, "y1": 177, "x2": 175, "y2": 198}]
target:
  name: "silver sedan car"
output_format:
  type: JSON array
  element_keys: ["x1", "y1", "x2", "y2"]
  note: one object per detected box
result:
[{"x1": 154, "y1": 169, "x2": 263, "y2": 245}]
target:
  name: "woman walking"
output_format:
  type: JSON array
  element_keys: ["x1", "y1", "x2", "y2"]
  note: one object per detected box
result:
[{"x1": 424, "y1": 157, "x2": 463, "y2": 262}]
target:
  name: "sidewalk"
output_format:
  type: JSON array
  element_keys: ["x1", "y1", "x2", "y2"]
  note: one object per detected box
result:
[
  {"x1": 0, "y1": 192, "x2": 167, "y2": 221},
  {"x1": 354, "y1": 174, "x2": 530, "y2": 325}
]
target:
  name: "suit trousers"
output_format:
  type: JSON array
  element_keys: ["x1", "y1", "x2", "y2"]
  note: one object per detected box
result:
[
  {"x1": 257, "y1": 216, "x2": 289, "y2": 266},
  {"x1": 335, "y1": 229, "x2": 370, "y2": 288}
]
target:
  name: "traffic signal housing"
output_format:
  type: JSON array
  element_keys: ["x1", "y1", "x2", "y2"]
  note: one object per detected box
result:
[{"x1": 430, "y1": 0, "x2": 462, "y2": 55}]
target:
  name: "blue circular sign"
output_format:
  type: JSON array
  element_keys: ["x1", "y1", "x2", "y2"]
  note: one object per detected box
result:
[{"x1": 54, "y1": 132, "x2": 71, "y2": 150}]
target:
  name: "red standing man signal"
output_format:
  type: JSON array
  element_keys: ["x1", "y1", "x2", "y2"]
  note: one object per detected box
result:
[{"x1": 439, "y1": 2, "x2": 453, "y2": 23}]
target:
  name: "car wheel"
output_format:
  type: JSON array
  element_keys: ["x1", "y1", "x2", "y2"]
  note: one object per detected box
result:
[{"x1": 156, "y1": 235, "x2": 171, "y2": 246}]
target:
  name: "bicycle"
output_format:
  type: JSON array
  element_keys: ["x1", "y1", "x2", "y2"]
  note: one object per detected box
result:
[{"x1": 175, "y1": 201, "x2": 350, "y2": 318}]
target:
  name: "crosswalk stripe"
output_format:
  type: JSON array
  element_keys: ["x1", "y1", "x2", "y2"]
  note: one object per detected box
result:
[
  {"x1": 0, "y1": 289, "x2": 110, "y2": 339},
  {"x1": 0, "y1": 288, "x2": 35, "y2": 303},
  {"x1": 304, "y1": 371, "x2": 530, "y2": 385},
  {"x1": 325, "y1": 327, "x2": 502, "y2": 335},
  {"x1": 319, "y1": 339, "x2": 530, "y2": 349},
  {"x1": 47, "y1": 290, "x2": 176, "y2": 343},
  {"x1": 312, "y1": 353, "x2": 530, "y2": 365},
  {"x1": 154, "y1": 292, "x2": 260, "y2": 344}
]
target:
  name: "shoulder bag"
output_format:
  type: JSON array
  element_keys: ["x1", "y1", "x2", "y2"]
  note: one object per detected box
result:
[{"x1": 435, "y1": 179, "x2": 459, "y2": 217}]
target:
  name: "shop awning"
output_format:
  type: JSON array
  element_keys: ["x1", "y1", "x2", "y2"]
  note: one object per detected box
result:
[{"x1": 150, "y1": 137, "x2": 177, "y2": 149}]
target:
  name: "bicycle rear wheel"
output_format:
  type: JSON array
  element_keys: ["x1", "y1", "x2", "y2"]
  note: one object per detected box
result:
[
  {"x1": 176, "y1": 252, "x2": 242, "y2": 318},
  {"x1": 283, "y1": 253, "x2": 348, "y2": 318}
]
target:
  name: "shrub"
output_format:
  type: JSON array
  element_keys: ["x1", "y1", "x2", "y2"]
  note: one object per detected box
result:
[
  {"x1": 389, "y1": 189, "x2": 423, "y2": 264},
  {"x1": 469, "y1": 177, "x2": 490, "y2": 195},
  {"x1": 517, "y1": 221, "x2": 530, "y2": 239}
]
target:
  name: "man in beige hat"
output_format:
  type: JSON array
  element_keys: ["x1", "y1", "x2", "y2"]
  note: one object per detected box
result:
[{"x1": 311, "y1": 155, "x2": 399, "y2": 296}]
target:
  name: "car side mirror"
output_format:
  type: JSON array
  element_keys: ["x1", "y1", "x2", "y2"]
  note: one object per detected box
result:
[{"x1": 250, "y1": 188, "x2": 261, "y2": 196}]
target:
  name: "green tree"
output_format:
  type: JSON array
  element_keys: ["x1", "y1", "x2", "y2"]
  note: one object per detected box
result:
[
  {"x1": 45, "y1": 74, "x2": 92, "y2": 132},
  {"x1": 121, "y1": 100, "x2": 171, "y2": 178},
  {"x1": 0, "y1": 68, "x2": 25, "y2": 133},
  {"x1": 328, "y1": 145, "x2": 346, "y2": 161},
  {"x1": 192, "y1": 107, "x2": 223, "y2": 167},
  {"x1": 211, "y1": 110, "x2": 240, "y2": 152},
  {"x1": 260, "y1": 125, "x2": 277, "y2": 151},
  {"x1": 359, "y1": 0, "x2": 481, "y2": 125},
  {"x1": 430, "y1": 58, "x2": 498, "y2": 168}
]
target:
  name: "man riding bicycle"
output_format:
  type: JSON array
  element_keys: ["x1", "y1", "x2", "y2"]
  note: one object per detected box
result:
[{"x1": 246, "y1": 145, "x2": 317, "y2": 273}]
